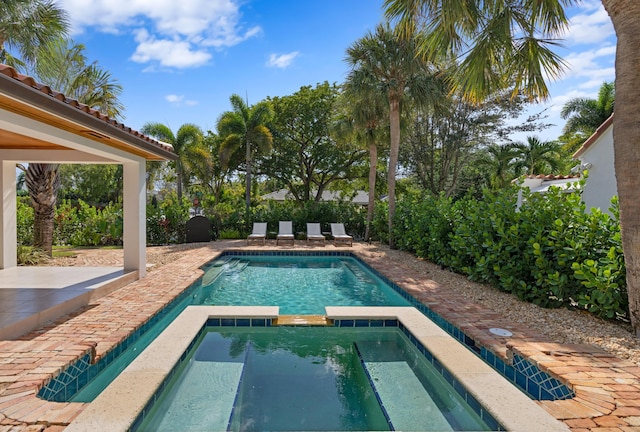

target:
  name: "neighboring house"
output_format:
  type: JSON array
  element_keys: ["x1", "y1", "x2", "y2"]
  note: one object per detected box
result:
[
  {"x1": 516, "y1": 174, "x2": 581, "y2": 210},
  {"x1": 261, "y1": 188, "x2": 370, "y2": 206},
  {"x1": 573, "y1": 115, "x2": 617, "y2": 214}
]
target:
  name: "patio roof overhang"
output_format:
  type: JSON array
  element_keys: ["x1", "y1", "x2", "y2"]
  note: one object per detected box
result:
[{"x1": 0, "y1": 64, "x2": 176, "y2": 276}]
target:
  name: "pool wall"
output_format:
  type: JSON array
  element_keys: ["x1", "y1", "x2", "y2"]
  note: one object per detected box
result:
[{"x1": 65, "y1": 306, "x2": 569, "y2": 432}]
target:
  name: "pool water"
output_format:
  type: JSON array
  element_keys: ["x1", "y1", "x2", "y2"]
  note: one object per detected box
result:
[
  {"x1": 65, "y1": 254, "x2": 411, "y2": 403},
  {"x1": 195, "y1": 256, "x2": 411, "y2": 314},
  {"x1": 137, "y1": 327, "x2": 490, "y2": 431}
]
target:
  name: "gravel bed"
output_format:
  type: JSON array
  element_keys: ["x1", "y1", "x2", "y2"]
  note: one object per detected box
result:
[{"x1": 378, "y1": 245, "x2": 640, "y2": 367}]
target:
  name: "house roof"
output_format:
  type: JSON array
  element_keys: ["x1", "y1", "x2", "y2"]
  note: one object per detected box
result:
[
  {"x1": 573, "y1": 115, "x2": 613, "y2": 159},
  {"x1": 0, "y1": 64, "x2": 176, "y2": 161},
  {"x1": 261, "y1": 188, "x2": 370, "y2": 205}
]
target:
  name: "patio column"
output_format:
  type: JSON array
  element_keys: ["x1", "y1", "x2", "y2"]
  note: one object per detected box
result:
[
  {"x1": 123, "y1": 159, "x2": 146, "y2": 277},
  {"x1": 0, "y1": 160, "x2": 17, "y2": 269}
]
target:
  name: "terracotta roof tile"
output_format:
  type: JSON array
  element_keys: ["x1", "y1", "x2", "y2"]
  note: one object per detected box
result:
[
  {"x1": 522, "y1": 174, "x2": 581, "y2": 181},
  {"x1": 0, "y1": 64, "x2": 174, "y2": 154}
]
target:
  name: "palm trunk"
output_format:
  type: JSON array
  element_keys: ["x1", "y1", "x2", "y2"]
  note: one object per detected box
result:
[
  {"x1": 365, "y1": 139, "x2": 377, "y2": 242},
  {"x1": 245, "y1": 139, "x2": 251, "y2": 221},
  {"x1": 26, "y1": 163, "x2": 60, "y2": 256},
  {"x1": 388, "y1": 95, "x2": 401, "y2": 249},
  {"x1": 176, "y1": 162, "x2": 183, "y2": 202},
  {"x1": 603, "y1": 0, "x2": 640, "y2": 335}
]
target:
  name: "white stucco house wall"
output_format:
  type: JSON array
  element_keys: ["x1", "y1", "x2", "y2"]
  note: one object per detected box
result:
[{"x1": 573, "y1": 115, "x2": 617, "y2": 214}]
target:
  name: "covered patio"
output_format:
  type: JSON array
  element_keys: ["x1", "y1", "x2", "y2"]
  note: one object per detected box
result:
[{"x1": 0, "y1": 64, "x2": 176, "y2": 339}]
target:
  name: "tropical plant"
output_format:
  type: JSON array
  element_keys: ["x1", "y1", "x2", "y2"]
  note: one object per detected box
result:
[
  {"x1": 345, "y1": 23, "x2": 440, "y2": 248},
  {"x1": 0, "y1": 0, "x2": 68, "y2": 70},
  {"x1": 217, "y1": 94, "x2": 273, "y2": 220},
  {"x1": 140, "y1": 122, "x2": 203, "y2": 202},
  {"x1": 513, "y1": 136, "x2": 563, "y2": 175},
  {"x1": 384, "y1": 0, "x2": 640, "y2": 335},
  {"x1": 337, "y1": 86, "x2": 387, "y2": 241},
  {"x1": 561, "y1": 81, "x2": 615, "y2": 138},
  {"x1": 474, "y1": 144, "x2": 520, "y2": 189}
]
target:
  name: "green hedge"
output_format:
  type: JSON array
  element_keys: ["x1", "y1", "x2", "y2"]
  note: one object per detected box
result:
[{"x1": 389, "y1": 184, "x2": 627, "y2": 321}]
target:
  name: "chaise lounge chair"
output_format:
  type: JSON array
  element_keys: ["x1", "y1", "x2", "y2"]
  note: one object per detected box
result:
[
  {"x1": 276, "y1": 221, "x2": 295, "y2": 245},
  {"x1": 247, "y1": 222, "x2": 267, "y2": 245},
  {"x1": 306, "y1": 223, "x2": 326, "y2": 244},
  {"x1": 331, "y1": 223, "x2": 353, "y2": 247}
]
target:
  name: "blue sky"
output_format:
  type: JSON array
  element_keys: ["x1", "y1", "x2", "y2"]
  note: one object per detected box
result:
[{"x1": 55, "y1": 0, "x2": 616, "y2": 142}]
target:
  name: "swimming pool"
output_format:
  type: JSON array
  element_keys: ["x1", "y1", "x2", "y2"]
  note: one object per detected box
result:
[
  {"x1": 66, "y1": 306, "x2": 569, "y2": 432},
  {"x1": 40, "y1": 251, "x2": 573, "y2": 410},
  {"x1": 137, "y1": 326, "x2": 492, "y2": 431},
  {"x1": 196, "y1": 255, "x2": 411, "y2": 314}
]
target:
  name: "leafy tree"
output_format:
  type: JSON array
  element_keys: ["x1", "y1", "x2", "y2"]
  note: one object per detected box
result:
[
  {"x1": 0, "y1": 0, "x2": 68, "y2": 70},
  {"x1": 513, "y1": 136, "x2": 564, "y2": 175},
  {"x1": 140, "y1": 122, "x2": 203, "y2": 202},
  {"x1": 402, "y1": 88, "x2": 535, "y2": 197},
  {"x1": 58, "y1": 164, "x2": 123, "y2": 205},
  {"x1": 260, "y1": 82, "x2": 367, "y2": 203},
  {"x1": 217, "y1": 94, "x2": 273, "y2": 220},
  {"x1": 345, "y1": 23, "x2": 440, "y2": 248}
]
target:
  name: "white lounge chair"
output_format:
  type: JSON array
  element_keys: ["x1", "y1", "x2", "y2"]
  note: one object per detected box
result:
[
  {"x1": 306, "y1": 223, "x2": 326, "y2": 244},
  {"x1": 276, "y1": 221, "x2": 295, "y2": 245},
  {"x1": 247, "y1": 222, "x2": 267, "y2": 245},
  {"x1": 331, "y1": 223, "x2": 353, "y2": 246}
]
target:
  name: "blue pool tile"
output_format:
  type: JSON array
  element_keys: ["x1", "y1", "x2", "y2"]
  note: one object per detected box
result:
[
  {"x1": 339, "y1": 320, "x2": 354, "y2": 327},
  {"x1": 369, "y1": 319, "x2": 383, "y2": 327},
  {"x1": 528, "y1": 380, "x2": 540, "y2": 399},
  {"x1": 251, "y1": 318, "x2": 266, "y2": 327},
  {"x1": 466, "y1": 393, "x2": 482, "y2": 417},
  {"x1": 354, "y1": 319, "x2": 369, "y2": 327},
  {"x1": 515, "y1": 370, "x2": 528, "y2": 390},
  {"x1": 208, "y1": 318, "x2": 221, "y2": 326},
  {"x1": 236, "y1": 319, "x2": 250, "y2": 327},
  {"x1": 221, "y1": 318, "x2": 235, "y2": 327}
]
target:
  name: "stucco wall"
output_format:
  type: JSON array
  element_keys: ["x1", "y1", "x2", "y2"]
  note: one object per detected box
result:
[{"x1": 578, "y1": 126, "x2": 617, "y2": 214}]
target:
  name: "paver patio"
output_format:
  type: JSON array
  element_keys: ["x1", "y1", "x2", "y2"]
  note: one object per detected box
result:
[{"x1": 0, "y1": 240, "x2": 639, "y2": 431}]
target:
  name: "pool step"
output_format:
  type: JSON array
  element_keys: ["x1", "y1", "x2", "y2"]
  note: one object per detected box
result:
[
  {"x1": 274, "y1": 315, "x2": 333, "y2": 326},
  {"x1": 354, "y1": 342, "x2": 454, "y2": 431}
]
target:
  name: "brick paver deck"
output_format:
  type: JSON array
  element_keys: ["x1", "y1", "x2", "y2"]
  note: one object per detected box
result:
[{"x1": 1, "y1": 241, "x2": 639, "y2": 431}]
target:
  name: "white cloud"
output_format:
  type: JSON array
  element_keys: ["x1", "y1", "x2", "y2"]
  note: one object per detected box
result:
[
  {"x1": 565, "y1": 2, "x2": 615, "y2": 46},
  {"x1": 165, "y1": 94, "x2": 198, "y2": 106},
  {"x1": 266, "y1": 51, "x2": 300, "y2": 69},
  {"x1": 561, "y1": 45, "x2": 616, "y2": 83},
  {"x1": 57, "y1": 0, "x2": 261, "y2": 68},
  {"x1": 131, "y1": 29, "x2": 211, "y2": 68}
]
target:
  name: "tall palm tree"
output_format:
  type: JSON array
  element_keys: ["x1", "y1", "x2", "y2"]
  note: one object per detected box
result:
[
  {"x1": 383, "y1": 0, "x2": 640, "y2": 336},
  {"x1": 216, "y1": 94, "x2": 273, "y2": 220},
  {"x1": 0, "y1": 0, "x2": 69, "y2": 70},
  {"x1": 342, "y1": 80, "x2": 387, "y2": 242},
  {"x1": 561, "y1": 81, "x2": 615, "y2": 138},
  {"x1": 345, "y1": 23, "x2": 439, "y2": 248},
  {"x1": 140, "y1": 123, "x2": 203, "y2": 202},
  {"x1": 513, "y1": 136, "x2": 562, "y2": 175}
]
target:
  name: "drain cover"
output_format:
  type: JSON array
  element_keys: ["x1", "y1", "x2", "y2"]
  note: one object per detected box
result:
[{"x1": 489, "y1": 328, "x2": 513, "y2": 337}]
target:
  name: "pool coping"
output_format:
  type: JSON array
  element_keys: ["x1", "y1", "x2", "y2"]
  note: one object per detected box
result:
[{"x1": 65, "y1": 306, "x2": 569, "y2": 432}]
